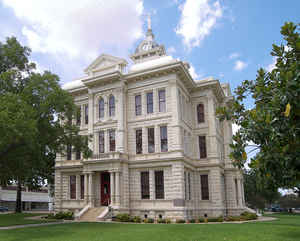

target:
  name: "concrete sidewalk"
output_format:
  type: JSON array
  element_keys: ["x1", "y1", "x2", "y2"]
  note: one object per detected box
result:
[{"x1": 0, "y1": 221, "x2": 73, "y2": 230}]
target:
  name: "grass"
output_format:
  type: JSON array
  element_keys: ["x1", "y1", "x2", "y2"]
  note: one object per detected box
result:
[
  {"x1": 0, "y1": 213, "x2": 299, "y2": 241},
  {"x1": 0, "y1": 213, "x2": 57, "y2": 227}
]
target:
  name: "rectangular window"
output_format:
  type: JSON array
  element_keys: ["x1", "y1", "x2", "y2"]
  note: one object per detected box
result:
[
  {"x1": 109, "y1": 129, "x2": 115, "y2": 152},
  {"x1": 80, "y1": 175, "x2": 84, "y2": 199},
  {"x1": 199, "y1": 136, "x2": 207, "y2": 159},
  {"x1": 141, "y1": 171, "x2": 150, "y2": 199},
  {"x1": 160, "y1": 126, "x2": 168, "y2": 152},
  {"x1": 75, "y1": 148, "x2": 81, "y2": 160},
  {"x1": 188, "y1": 172, "x2": 191, "y2": 200},
  {"x1": 148, "y1": 127, "x2": 155, "y2": 153},
  {"x1": 99, "y1": 131, "x2": 105, "y2": 153},
  {"x1": 76, "y1": 106, "x2": 81, "y2": 125},
  {"x1": 147, "y1": 92, "x2": 153, "y2": 114},
  {"x1": 67, "y1": 144, "x2": 72, "y2": 160},
  {"x1": 135, "y1": 95, "x2": 142, "y2": 116},
  {"x1": 136, "y1": 129, "x2": 142, "y2": 154},
  {"x1": 155, "y1": 170, "x2": 164, "y2": 199},
  {"x1": 200, "y1": 174, "x2": 209, "y2": 200},
  {"x1": 158, "y1": 89, "x2": 166, "y2": 112},
  {"x1": 70, "y1": 175, "x2": 76, "y2": 199},
  {"x1": 84, "y1": 104, "x2": 88, "y2": 125}
]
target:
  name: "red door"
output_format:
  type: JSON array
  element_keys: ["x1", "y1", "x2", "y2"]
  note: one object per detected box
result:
[{"x1": 101, "y1": 172, "x2": 110, "y2": 206}]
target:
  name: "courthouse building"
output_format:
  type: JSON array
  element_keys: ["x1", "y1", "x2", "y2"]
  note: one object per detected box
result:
[{"x1": 54, "y1": 20, "x2": 245, "y2": 220}]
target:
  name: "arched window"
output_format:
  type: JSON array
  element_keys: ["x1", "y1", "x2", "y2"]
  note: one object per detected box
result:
[
  {"x1": 99, "y1": 98, "x2": 104, "y2": 119},
  {"x1": 197, "y1": 104, "x2": 204, "y2": 123},
  {"x1": 109, "y1": 95, "x2": 115, "y2": 117}
]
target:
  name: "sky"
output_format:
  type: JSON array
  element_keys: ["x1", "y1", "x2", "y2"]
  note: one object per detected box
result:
[{"x1": 0, "y1": 0, "x2": 299, "y2": 94}]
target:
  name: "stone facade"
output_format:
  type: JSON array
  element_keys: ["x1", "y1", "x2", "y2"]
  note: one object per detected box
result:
[{"x1": 54, "y1": 22, "x2": 245, "y2": 220}]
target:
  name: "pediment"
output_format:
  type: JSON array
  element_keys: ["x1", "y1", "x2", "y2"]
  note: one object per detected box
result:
[{"x1": 84, "y1": 54, "x2": 128, "y2": 74}]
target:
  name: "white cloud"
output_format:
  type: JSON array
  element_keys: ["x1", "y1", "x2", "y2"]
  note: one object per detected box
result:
[
  {"x1": 175, "y1": 0, "x2": 223, "y2": 49},
  {"x1": 232, "y1": 123, "x2": 240, "y2": 135},
  {"x1": 234, "y1": 60, "x2": 247, "y2": 71},
  {"x1": 266, "y1": 57, "x2": 276, "y2": 72},
  {"x1": 229, "y1": 52, "x2": 240, "y2": 60},
  {"x1": 167, "y1": 46, "x2": 176, "y2": 54},
  {"x1": 189, "y1": 65, "x2": 200, "y2": 79},
  {"x1": 3, "y1": 0, "x2": 144, "y2": 62}
]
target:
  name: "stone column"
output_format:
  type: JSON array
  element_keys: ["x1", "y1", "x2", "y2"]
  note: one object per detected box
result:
[
  {"x1": 149, "y1": 170, "x2": 155, "y2": 200},
  {"x1": 76, "y1": 174, "x2": 80, "y2": 200},
  {"x1": 207, "y1": 94, "x2": 218, "y2": 159},
  {"x1": 238, "y1": 178, "x2": 243, "y2": 207},
  {"x1": 115, "y1": 172, "x2": 120, "y2": 206},
  {"x1": 89, "y1": 172, "x2": 94, "y2": 207},
  {"x1": 142, "y1": 127, "x2": 147, "y2": 154},
  {"x1": 88, "y1": 91, "x2": 94, "y2": 152},
  {"x1": 153, "y1": 88, "x2": 158, "y2": 113},
  {"x1": 116, "y1": 86, "x2": 125, "y2": 153},
  {"x1": 169, "y1": 80, "x2": 182, "y2": 151},
  {"x1": 84, "y1": 174, "x2": 88, "y2": 204},
  {"x1": 142, "y1": 91, "x2": 146, "y2": 116},
  {"x1": 155, "y1": 125, "x2": 160, "y2": 153},
  {"x1": 110, "y1": 172, "x2": 115, "y2": 205},
  {"x1": 105, "y1": 130, "x2": 110, "y2": 152}
]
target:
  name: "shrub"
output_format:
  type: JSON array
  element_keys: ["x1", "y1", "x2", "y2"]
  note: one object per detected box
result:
[
  {"x1": 198, "y1": 218, "x2": 205, "y2": 223},
  {"x1": 207, "y1": 218, "x2": 219, "y2": 222},
  {"x1": 133, "y1": 216, "x2": 142, "y2": 223},
  {"x1": 165, "y1": 218, "x2": 171, "y2": 224},
  {"x1": 189, "y1": 219, "x2": 196, "y2": 223},
  {"x1": 217, "y1": 216, "x2": 224, "y2": 222},
  {"x1": 227, "y1": 216, "x2": 242, "y2": 222},
  {"x1": 146, "y1": 218, "x2": 154, "y2": 223},
  {"x1": 116, "y1": 213, "x2": 131, "y2": 222},
  {"x1": 240, "y1": 212, "x2": 258, "y2": 220},
  {"x1": 51, "y1": 211, "x2": 74, "y2": 220},
  {"x1": 176, "y1": 219, "x2": 186, "y2": 223},
  {"x1": 157, "y1": 218, "x2": 166, "y2": 224}
]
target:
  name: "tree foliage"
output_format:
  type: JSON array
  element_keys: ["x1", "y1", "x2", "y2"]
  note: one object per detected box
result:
[
  {"x1": 217, "y1": 22, "x2": 300, "y2": 189},
  {"x1": 0, "y1": 37, "x2": 91, "y2": 212}
]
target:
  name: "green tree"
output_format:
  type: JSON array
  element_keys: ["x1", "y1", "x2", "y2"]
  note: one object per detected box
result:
[
  {"x1": 0, "y1": 37, "x2": 91, "y2": 212},
  {"x1": 244, "y1": 169, "x2": 281, "y2": 210},
  {"x1": 217, "y1": 22, "x2": 300, "y2": 190}
]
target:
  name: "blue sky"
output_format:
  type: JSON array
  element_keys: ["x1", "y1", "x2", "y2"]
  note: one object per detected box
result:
[{"x1": 0, "y1": 0, "x2": 299, "y2": 94}]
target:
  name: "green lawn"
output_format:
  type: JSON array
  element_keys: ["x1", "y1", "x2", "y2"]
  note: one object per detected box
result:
[
  {"x1": 0, "y1": 213, "x2": 299, "y2": 241},
  {"x1": 0, "y1": 213, "x2": 56, "y2": 227}
]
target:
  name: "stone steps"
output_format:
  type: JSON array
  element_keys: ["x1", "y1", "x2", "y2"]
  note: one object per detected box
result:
[{"x1": 79, "y1": 207, "x2": 107, "y2": 222}]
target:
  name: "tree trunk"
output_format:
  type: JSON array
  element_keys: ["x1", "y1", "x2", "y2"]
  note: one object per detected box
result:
[{"x1": 15, "y1": 180, "x2": 22, "y2": 213}]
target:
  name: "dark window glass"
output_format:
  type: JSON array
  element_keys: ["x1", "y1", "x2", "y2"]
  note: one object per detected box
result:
[
  {"x1": 235, "y1": 179, "x2": 239, "y2": 205},
  {"x1": 80, "y1": 175, "x2": 84, "y2": 199},
  {"x1": 141, "y1": 172, "x2": 150, "y2": 199},
  {"x1": 85, "y1": 104, "x2": 88, "y2": 124},
  {"x1": 197, "y1": 104, "x2": 205, "y2": 123},
  {"x1": 199, "y1": 136, "x2": 207, "y2": 159},
  {"x1": 201, "y1": 175, "x2": 209, "y2": 200},
  {"x1": 155, "y1": 171, "x2": 164, "y2": 199},
  {"x1": 109, "y1": 95, "x2": 115, "y2": 117},
  {"x1": 76, "y1": 107, "x2": 81, "y2": 125},
  {"x1": 70, "y1": 175, "x2": 76, "y2": 199},
  {"x1": 136, "y1": 129, "x2": 142, "y2": 154},
  {"x1": 158, "y1": 90, "x2": 166, "y2": 112},
  {"x1": 99, "y1": 98, "x2": 104, "y2": 118},
  {"x1": 67, "y1": 144, "x2": 72, "y2": 160},
  {"x1": 148, "y1": 128, "x2": 155, "y2": 153},
  {"x1": 188, "y1": 172, "x2": 191, "y2": 200},
  {"x1": 135, "y1": 95, "x2": 142, "y2": 116},
  {"x1": 109, "y1": 129, "x2": 115, "y2": 152},
  {"x1": 160, "y1": 126, "x2": 168, "y2": 152},
  {"x1": 99, "y1": 131, "x2": 105, "y2": 153},
  {"x1": 76, "y1": 148, "x2": 81, "y2": 160},
  {"x1": 147, "y1": 92, "x2": 153, "y2": 114}
]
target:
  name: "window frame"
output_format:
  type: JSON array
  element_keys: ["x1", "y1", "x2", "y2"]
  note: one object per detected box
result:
[
  {"x1": 200, "y1": 174, "x2": 209, "y2": 200},
  {"x1": 135, "y1": 94, "x2": 142, "y2": 116},
  {"x1": 160, "y1": 126, "x2": 168, "y2": 152},
  {"x1": 109, "y1": 95, "x2": 115, "y2": 117},
  {"x1": 99, "y1": 98, "x2": 105, "y2": 119},
  {"x1": 70, "y1": 175, "x2": 76, "y2": 200},
  {"x1": 141, "y1": 171, "x2": 150, "y2": 199},
  {"x1": 136, "y1": 129, "x2": 143, "y2": 154},
  {"x1": 197, "y1": 103, "x2": 205, "y2": 123},
  {"x1": 146, "y1": 92, "x2": 153, "y2": 114},
  {"x1": 155, "y1": 170, "x2": 164, "y2": 199},
  {"x1": 67, "y1": 144, "x2": 72, "y2": 160},
  {"x1": 84, "y1": 104, "x2": 88, "y2": 124},
  {"x1": 148, "y1": 127, "x2": 155, "y2": 153},
  {"x1": 158, "y1": 89, "x2": 166, "y2": 112},
  {"x1": 109, "y1": 129, "x2": 116, "y2": 152},
  {"x1": 199, "y1": 135, "x2": 207, "y2": 159},
  {"x1": 99, "y1": 131, "x2": 105, "y2": 153},
  {"x1": 80, "y1": 175, "x2": 84, "y2": 199}
]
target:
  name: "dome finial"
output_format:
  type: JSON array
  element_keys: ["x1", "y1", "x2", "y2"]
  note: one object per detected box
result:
[{"x1": 147, "y1": 13, "x2": 151, "y2": 31}]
